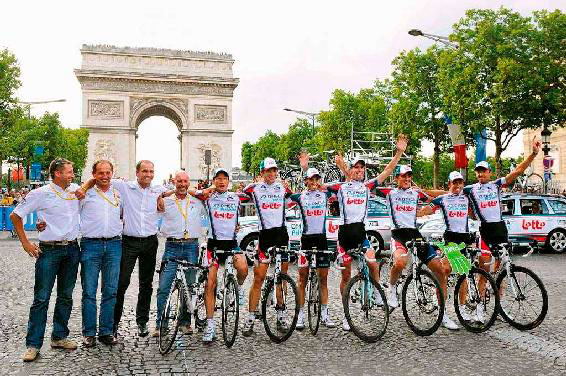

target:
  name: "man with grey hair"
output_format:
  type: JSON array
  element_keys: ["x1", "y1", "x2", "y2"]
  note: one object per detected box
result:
[
  {"x1": 80, "y1": 160, "x2": 166, "y2": 338},
  {"x1": 152, "y1": 170, "x2": 206, "y2": 336}
]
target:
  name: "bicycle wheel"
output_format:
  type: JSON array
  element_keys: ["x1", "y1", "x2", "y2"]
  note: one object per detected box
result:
[
  {"x1": 496, "y1": 265, "x2": 548, "y2": 330},
  {"x1": 401, "y1": 268, "x2": 444, "y2": 336},
  {"x1": 159, "y1": 281, "x2": 183, "y2": 354},
  {"x1": 307, "y1": 272, "x2": 321, "y2": 335},
  {"x1": 261, "y1": 273, "x2": 299, "y2": 343},
  {"x1": 221, "y1": 275, "x2": 239, "y2": 347},
  {"x1": 454, "y1": 268, "x2": 499, "y2": 333},
  {"x1": 343, "y1": 274, "x2": 389, "y2": 343}
]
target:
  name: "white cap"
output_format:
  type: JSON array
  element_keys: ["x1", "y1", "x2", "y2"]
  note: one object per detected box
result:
[
  {"x1": 260, "y1": 157, "x2": 278, "y2": 171},
  {"x1": 474, "y1": 161, "x2": 491, "y2": 170},
  {"x1": 305, "y1": 168, "x2": 321, "y2": 179},
  {"x1": 351, "y1": 158, "x2": 366, "y2": 167},
  {"x1": 395, "y1": 165, "x2": 412, "y2": 176},
  {"x1": 213, "y1": 167, "x2": 230, "y2": 179},
  {"x1": 448, "y1": 171, "x2": 464, "y2": 182}
]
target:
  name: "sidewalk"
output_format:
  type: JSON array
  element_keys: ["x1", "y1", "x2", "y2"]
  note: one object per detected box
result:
[{"x1": 0, "y1": 231, "x2": 39, "y2": 241}]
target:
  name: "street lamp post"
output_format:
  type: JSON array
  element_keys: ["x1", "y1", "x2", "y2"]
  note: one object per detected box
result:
[
  {"x1": 19, "y1": 98, "x2": 66, "y2": 118},
  {"x1": 408, "y1": 29, "x2": 459, "y2": 49},
  {"x1": 541, "y1": 126, "x2": 552, "y2": 194},
  {"x1": 283, "y1": 108, "x2": 318, "y2": 137}
]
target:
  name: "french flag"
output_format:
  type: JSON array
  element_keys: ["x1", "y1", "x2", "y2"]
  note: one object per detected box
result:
[{"x1": 445, "y1": 116, "x2": 468, "y2": 169}]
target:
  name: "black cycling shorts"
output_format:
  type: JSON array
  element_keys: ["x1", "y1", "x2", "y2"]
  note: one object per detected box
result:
[
  {"x1": 479, "y1": 221, "x2": 508, "y2": 251},
  {"x1": 207, "y1": 239, "x2": 237, "y2": 252},
  {"x1": 443, "y1": 231, "x2": 475, "y2": 246},
  {"x1": 300, "y1": 234, "x2": 330, "y2": 268},
  {"x1": 391, "y1": 228, "x2": 437, "y2": 264},
  {"x1": 338, "y1": 222, "x2": 367, "y2": 252},
  {"x1": 257, "y1": 226, "x2": 290, "y2": 262}
]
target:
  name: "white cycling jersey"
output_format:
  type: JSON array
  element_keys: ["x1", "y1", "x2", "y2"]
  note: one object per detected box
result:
[
  {"x1": 376, "y1": 187, "x2": 428, "y2": 229},
  {"x1": 463, "y1": 178, "x2": 506, "y2": 223},
  {"x1": 289, "y1": 190, "x2": 332, "y2": 235},
  {"x1": 430, "y1": 193, "x2": 469, "y2": 233},
  {"x1": 327, "y1": 178, "x2": 380, "y2": 225},
  {"x1": 196, "y1": 191, "x2": 241, "y2": 241},
  {"x1": 243, "y1": 182, "x2": 291, "y2": 230}
]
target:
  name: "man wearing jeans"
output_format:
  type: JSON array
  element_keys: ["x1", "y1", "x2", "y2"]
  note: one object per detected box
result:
[
  {"x1": 11, "y1": 158, "x2": 81, "y2": 362},
  {"x1": 81, "y1": 160, "x2": 165, "y2": 338},
  {"x1": 153, "y1": 170, "x2": 206, "y2": 337},
  {"x1": 78, "y1": 160, "x2": 123, "y2": 347}
]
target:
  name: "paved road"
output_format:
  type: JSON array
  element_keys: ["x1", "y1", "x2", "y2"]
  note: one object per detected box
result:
[{"x1": 1, "y1": 238, "x2": 565, "y2": 376}]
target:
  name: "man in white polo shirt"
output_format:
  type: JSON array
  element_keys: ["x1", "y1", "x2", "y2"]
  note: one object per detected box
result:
[
  {"x1": 11, "y1": 158, "x2": 81, "y2": 362},
  {"x1": 153, "y1": 170, "x2": 206, "y2": 337},
  {"x1": 80, "y1": 160, "x2": 166, "y2": 338},
  {"x1": 78, "y1": 160, "x2": 123, "y2": 347}
]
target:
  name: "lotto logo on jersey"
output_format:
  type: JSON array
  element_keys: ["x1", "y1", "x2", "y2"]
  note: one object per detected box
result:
[
  {"x1": 346, "y1": 198, "x2": 365, "y2": 205},
  {"x1": 448, "y1": 211, "x2": 467, "y2": 218},
  {"x1": 213, "y1": 211, "x2": 235, "y2": 219},
  {"x1": 261, "y1": 202, "x2": 282, "y2": 209},
  {"x1": 480, "y1": 200, "x2": 498, "y2": 209},
  {"x1": 395, "y1": 204, "x2": 416, "y2": 212},
  {"x1": 306, "y1": 209, "x2": 324, "y2": 216}
]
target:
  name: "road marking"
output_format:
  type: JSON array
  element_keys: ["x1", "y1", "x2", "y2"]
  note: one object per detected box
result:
[{"x1": 490, "y1": 327, "x2": 566, "y2": 365}]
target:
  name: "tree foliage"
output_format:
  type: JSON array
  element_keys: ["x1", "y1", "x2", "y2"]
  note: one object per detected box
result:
[{"x1": 390, "y1": 45, "x2": 451, "y2": 187}]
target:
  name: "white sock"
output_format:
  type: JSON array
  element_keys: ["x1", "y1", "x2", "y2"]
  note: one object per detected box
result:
[
  {"x1": 321, "y1": 304, "x2": 328, "y2": 314},
  {"x1": 207, "y1": 318, "x2": 215, "y2": 328},
  {"x1": 247, "y1": 312, "x2": 255, "y2": 322}
]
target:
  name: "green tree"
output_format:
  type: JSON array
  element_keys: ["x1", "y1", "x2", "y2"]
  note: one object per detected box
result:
[
  {"x1": 525, "y1": 10, "x2": 566, "y2": 135},
  {"x1": 276, "y1": 118, "x2": 314, "y2": 162},
  {"x1": 439, "y1": 7, "x2": 539, "y2": 176},
  {"x1": 390, "y1": 45, "x2": 451, "y2": 188},
  {"x1": 248, "y1": 130, "x2": 280, "y2": 174},
  {"x1": 241, "y1": 141, "x2": 254, "y2": 174},
  {"x1": 317, "y1": 83, "x2": 391, "y2": 154}
]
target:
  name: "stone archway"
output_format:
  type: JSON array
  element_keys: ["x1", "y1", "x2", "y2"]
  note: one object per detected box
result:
[{"x1": 75, "y1": 44, "x2": 239, "y2": 182}]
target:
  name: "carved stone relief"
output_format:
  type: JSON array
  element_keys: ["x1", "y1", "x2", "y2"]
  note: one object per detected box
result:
[
  {"x1": 197, "y1": 142, "x2": 222, "y2": 177},
  {"x1": 79, "y1": 78, "x2": 235, "y2": 97},
  {"x1": 93, "y1": 139, "x2": 117, "y2": 164},
  {"x1": 194, "y1": 105, "x2": 226, "y2": 123},
  {"x1": 88, "y1": 100, "x2": 123, "y2": 119}
]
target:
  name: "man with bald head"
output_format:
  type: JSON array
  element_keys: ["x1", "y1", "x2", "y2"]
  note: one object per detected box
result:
[
  {"x1": 80, "y1": 159, "x2": 167, "y2": 338},
  {"x1": 153, "y1": 170, "x2": 206, "y2": 336}
]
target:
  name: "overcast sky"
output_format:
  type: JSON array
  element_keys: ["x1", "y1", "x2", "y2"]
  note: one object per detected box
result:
[{"x1": 2, "y1": 0, "x2": 563, "y2": 182}]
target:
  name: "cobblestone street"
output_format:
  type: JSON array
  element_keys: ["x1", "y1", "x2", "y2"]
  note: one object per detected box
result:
[{"x1": 1, "y1": 236, "x2": 565, "y2": 376}]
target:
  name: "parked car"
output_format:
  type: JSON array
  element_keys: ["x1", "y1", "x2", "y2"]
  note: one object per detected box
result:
[
  {"x1": 418, "y1": 193, "x2": 566, "y2": 254},
  {"x1": 236, "y1": 196, "x2": 393, "y2": 264}
]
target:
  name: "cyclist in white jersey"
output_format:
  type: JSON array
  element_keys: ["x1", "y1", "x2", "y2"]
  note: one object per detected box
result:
[
  {"x1": 417, "y1": 171, "x2": 473, "y2": 329},
  {"x1": 374, "y1": 165, "x2": 448, "y2": 320},
  {"x1": 241, "y1": 157, "x2": 293, "y2": 336},
  {"x1": 463, "y1": 137, "x2": 540, "y2": 321},
  {"x1": 289, "y1": 168, "x2": 336, "y2": 330},
  {"x1": 187, "y1": 168, "x2": 249, "y2": 343},
  {"x1": 330, "y1": 134, "x2": 408, "y2": 331}
]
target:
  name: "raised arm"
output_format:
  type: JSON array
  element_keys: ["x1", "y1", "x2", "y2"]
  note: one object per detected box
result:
[
  {"x1": 375, "y1": 134, "x2": 408, "y2": 183},
  {"x1": 334, "y1": 154, "x2": 351, "y2": 181},
  {"x1": 505, "y1": 136, "x2": 541, "y2": 184}
]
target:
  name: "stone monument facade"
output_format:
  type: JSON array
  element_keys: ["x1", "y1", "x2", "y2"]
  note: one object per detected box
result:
[{"x1": 75, "y1": 44, "x2": 239, "y2": 182}]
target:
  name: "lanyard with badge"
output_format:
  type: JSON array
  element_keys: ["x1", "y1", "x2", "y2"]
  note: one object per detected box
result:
[
  {"x1": 50, "y1": 184, "x2": 77, "y2": 200},
  {"x1": 94, "y1": 187, "x2": 120, "y2": 207},
  {"x1": 175, "y1": 196, "x2": 190, "y2": 239}
]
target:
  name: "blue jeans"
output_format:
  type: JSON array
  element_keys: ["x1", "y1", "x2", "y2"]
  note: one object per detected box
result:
[
  {"x1": 80, "y1": 238, "x2": 122, "y2": 337},
  {"x1": 26, "y1": 242, "x2": 80, "y2": 349},
  {"x1": 155, "y1": 240, "x2": 198, "y2": 327}
]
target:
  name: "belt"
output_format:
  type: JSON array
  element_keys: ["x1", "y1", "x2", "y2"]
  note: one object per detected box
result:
[
  {"x1": 166, "y1": 237, "x2": 198, "y2": 243},
  {"x1": 123, "y1": 234, "x2": 157, "y2": 240},
  {"x1": 81, "y1": 235, "x2": 121, "y2": 242},
  {"x1": 39, "y1": 239, "x2": 78, "y2": 247}
]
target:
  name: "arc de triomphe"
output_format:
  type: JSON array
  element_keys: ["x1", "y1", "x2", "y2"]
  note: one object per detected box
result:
[{"x1": 75, "y1": 44, "x2": 239, "y2": 182}]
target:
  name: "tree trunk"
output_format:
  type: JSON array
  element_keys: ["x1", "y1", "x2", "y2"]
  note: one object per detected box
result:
[{"x1": 495, "y1": 116, "x2": 503, "y2": 178}]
